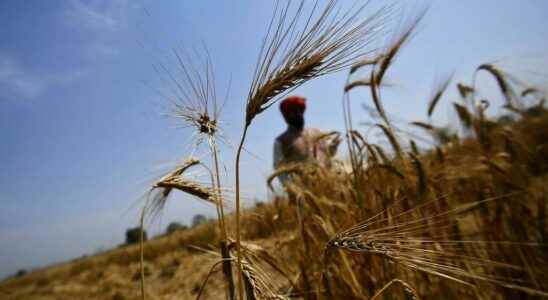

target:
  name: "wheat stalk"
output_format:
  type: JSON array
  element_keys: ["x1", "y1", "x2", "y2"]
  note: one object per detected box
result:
[
  {"x1": 244, "y1": 0, "x2": 389, "y2": 127},
  {"x1": 344, "y1": 7, "x2": 425, "y2": 133},
  {"x1": 374, "y1": 9, "x2": 426, "y2": 86},
  {"x1": 377, "y1": 123, "x2": 402, "y2": 159},
  {"x1": 410, "y1": 121, "x2": 434, "y2": 131},
  {"x1": 325, "y1": 194, "x2": 548, "y2": 297},
  {"x1": 154, "y1": 178, "x2": 218, "y2": 205},
  {"x1": 521, "y1": 87, "x2": 538, "y2": 97},
  {"x1": 476, "y1": 64, "x2": 515, "y2": 108},
  {"x1": 342, "y1": 9, "x2": 425, "y2": 176},
  {"x1": 371, "y1": 278, "x2": 421, "y2": 300},
  {"x1": 453, "y1": 102, "x2": 473, "y2": 128},
  {"x1": 410, "y1": 140, "x2": 419, "y2": 155},
  {"x1": 267, "y1": 163, "x2": 304, "y2": 192},
  {"x1": 158, "y1": 49, "x2": 238, "y2": 299},
  {"x1": 139, "y1": 158, "x2": 202, "y2": 300},
  {"x1": 409, "y1": 153, "x2": 427, "y2": 197},
  {"x1": 457, "y1": 83, "x2": 474, "y2": 99},
  {"x1": 227, "y1": 241, "x2": 290, "y2": 300},
  {"x1": 427, "y1": 72, "x2": 453, "y2": 117},
  {"x1": 234, "y1": 2, "x2": 390, "y2": 298}
]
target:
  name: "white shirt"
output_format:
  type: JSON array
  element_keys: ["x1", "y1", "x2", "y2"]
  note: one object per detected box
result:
[{"x1": 273, "y1": 127, "x2": 338, "y2": 184}]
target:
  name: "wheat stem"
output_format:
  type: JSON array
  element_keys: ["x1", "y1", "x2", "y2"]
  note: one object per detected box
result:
[
  {"x1": 139, "y1": 207, "x2": 146, "y2": 300},
  {"x1": 211, "y1": 140, "x2": 236, "y2": 300},
  {"x1": 234, "y1": 125, "x2": 249, "y2": 300}
]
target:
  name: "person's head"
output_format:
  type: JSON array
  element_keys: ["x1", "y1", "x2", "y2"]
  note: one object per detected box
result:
[{"x1": 280, "y1": 96, "x2": 306, "y2": 129}]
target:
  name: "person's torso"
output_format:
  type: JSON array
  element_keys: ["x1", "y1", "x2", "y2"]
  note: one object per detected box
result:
[{"x1": 276, "y1": 128, "x2": 326, "y2": 165}]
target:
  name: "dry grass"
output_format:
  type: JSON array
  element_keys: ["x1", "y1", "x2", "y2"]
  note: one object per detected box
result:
[
  {"x1": 3, "y1": 106, "x2": 548, "y2": 298},
  {"x1": 4, "y1": 74, "x2": 547, "y2": 300}
]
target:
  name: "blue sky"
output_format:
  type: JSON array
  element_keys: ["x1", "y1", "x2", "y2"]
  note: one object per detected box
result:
[{"x1": 0, "y1": 0, "x2": 547, "y2": 279}]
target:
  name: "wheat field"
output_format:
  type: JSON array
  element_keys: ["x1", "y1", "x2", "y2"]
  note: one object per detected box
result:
[{"x1": 1, "y1": 1, "x2": 547, "y2": 299}]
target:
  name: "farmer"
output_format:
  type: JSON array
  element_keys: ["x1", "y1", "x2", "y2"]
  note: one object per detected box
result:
[{"x1": 273, "y1": 96, "x2": 340, "y2": 185}]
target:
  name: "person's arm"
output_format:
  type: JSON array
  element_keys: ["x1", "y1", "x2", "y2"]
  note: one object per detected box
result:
[
  {"x1": 273, "y1": 139, "x2": 290, "y2": 185},
  {"x1": 328, "y1": 133, "x2": 341, "y2": 157},
  {"x1": 273, "y1": 139, "x2": 283, "y2": 169},
  {"x1": 309, "y1": 129, "x2": 340, "y2": 161}
]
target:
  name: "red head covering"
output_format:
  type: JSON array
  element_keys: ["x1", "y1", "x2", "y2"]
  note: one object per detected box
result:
[{"x1": 280, "y1": 96, "x2": 306, "y2": 116}]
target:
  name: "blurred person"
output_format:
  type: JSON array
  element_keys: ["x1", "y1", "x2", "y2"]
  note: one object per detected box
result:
[{"x1": 273, "y1": 96, "x2": 340, "y2": 185}]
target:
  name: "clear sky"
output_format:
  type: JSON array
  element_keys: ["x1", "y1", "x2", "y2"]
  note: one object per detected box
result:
[{"x1": 1, "y1": 0, "x2": 547, "y2": 279}]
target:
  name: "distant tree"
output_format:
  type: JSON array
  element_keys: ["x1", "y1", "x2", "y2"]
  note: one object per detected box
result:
[
  {"x1": 166, "y1": 222, "x2": 188, "y2": 235},
  {"x1": 191, "y1": 214, "x2": 207, "y2": 227},
  {"x1": 125, "y1": 227, "x2": 147, "y2": 245},
  {"x1": 15, "y1": 269, "x2": 27, "y2": 277}
]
